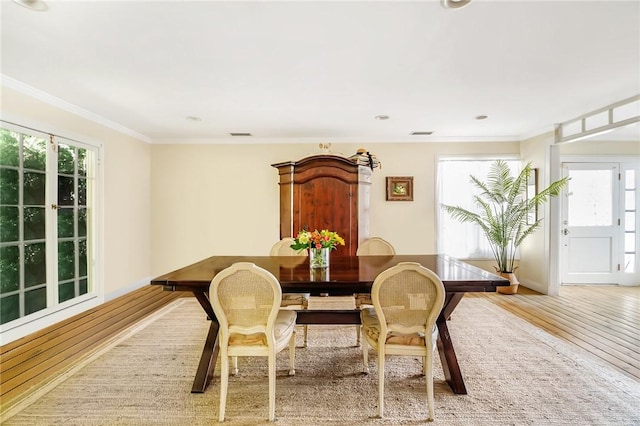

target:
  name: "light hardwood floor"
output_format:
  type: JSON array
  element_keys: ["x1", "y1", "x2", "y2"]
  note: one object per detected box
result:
[{"x1": 469, "y1": 285, "x2": 640, "y2": 381}]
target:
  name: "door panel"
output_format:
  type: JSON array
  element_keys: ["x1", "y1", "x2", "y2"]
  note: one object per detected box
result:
[
  {"x1": 567, "y1": 237, "x2": 611, "y2": 272},
  {"x1": 561, "y1": 163, "x2": 619, "y2": 284}
]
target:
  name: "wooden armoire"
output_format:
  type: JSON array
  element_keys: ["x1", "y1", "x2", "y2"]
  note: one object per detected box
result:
[{"x1": 272, "y1": 155, "x2": 371, "y2": 257}]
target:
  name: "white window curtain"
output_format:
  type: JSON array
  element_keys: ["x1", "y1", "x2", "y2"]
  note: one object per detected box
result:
[{"x1": 436, "y1": 158, "x2": 520, "y2": 260}]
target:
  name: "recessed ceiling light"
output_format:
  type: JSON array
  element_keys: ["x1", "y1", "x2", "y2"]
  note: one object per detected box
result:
[
  {"x1": 441, "y1": 0, "x2": 472, "y2": 10},
  {"x1": 374, "y1": 115, "x2": 390, "y2": 121},
  {"x1": 230, "y1": 132, "x2": 252, "y2": 137},
  {"x1": 410, "y1": 131, "x2": 434, "y2": 136},
  {"x1": 475, "y1": 115, "x2": 488, "y2": 120},
  {"x1": 185, "y1": 116, "x2": 202, "y2": 122},
  {"x1": 13, "y1": 0, "x2": 48, "y2": 11}
]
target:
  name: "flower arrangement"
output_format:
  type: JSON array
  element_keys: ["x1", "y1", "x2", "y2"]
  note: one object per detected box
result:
[{"x1": 290, "y1": 229, "x2": 345, "y2": 251}]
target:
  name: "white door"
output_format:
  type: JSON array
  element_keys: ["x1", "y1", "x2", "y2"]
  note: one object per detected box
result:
[{"x1": 561, "y1": 163, "x2": 620, "y2": 284}]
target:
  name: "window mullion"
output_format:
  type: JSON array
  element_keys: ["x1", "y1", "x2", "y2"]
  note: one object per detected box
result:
[
  {"x1": 17, "y1": 133, "x2": 26, "y2": 318},
  {"x1": 46, "y1": 135, "x2": 58, "y2": 308},
  {"x1": 74, "y1": 145, "x2": 79, "y2": 298}
]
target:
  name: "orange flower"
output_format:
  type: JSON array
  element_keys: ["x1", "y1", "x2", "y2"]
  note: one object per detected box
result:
[{"x1": 290, "y1": 229, "x2": 345, "y2": 251}]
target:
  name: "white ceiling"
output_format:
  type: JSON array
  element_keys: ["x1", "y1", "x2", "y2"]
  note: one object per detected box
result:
[{"x1": 1, "y1": 0, "x2": 639, "y2": 144}]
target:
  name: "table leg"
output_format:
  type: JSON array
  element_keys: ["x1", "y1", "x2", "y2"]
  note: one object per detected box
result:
[
  {"x1": 436, "y1": 293, "x2": 467, "y2": 395},
  {"x1": 192, "y1": 290, "x2": 216, "y2": 321},
  {"x1": 190, "y1": 290, "x2": 220, "y2": 393},
  {"x1": 191, "y1": 320, "x2": 219, "y2": 393}
]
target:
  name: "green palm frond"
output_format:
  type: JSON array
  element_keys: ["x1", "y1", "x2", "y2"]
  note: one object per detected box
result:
[{"x1": 441, "y1": 160, "x2": 568, "y2": 273}]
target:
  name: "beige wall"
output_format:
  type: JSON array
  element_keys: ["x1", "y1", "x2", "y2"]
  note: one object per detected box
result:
[
  {"x1": 1, "y1": 88, "x2": 152, "y2": 298},
  {"x1": 559, "y1": 139, "x2": 640, "y2": 155},
  {"x1": 150, "y1": 141, "x2": 521, "y2": 275},
  {"x1": 103, "y1": 136, "x2": 152, "y2": 296},
  {"x1": 519, "y1": 132, "x2": 553, "y2": 293}
]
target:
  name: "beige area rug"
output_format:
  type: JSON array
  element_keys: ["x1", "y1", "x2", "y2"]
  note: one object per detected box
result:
[{"x1": 3, "y1": 297, "x2": 639, "y2": 426}]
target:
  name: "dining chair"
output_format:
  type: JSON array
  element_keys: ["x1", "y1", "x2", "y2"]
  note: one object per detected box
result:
[
  {"x1": 270, "y1": 237, "x2": 310, "y2": 347},
  {"x1": 356, "y1": 236, "x2": 396, "y2": 256},
  {"x1": 210, "y1": 262, "x2": 297, "y2": 422},
  {"x1": 354, "y1": 237, "x2": 396, "y2": 345},
  {"x1": 360, "y1": 262, "x2": 445, "y2": 420}
]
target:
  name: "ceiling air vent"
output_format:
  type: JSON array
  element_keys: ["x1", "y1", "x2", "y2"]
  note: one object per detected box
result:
[
  {"x1": 229, "y1": 132, "x2": 252, "y2": 137},
  {"x1": 410, "y1": 131, "x2": 433, "y2": 136}
]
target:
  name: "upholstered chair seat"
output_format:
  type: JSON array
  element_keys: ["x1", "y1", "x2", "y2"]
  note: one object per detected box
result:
[
  {"x1": 360, "y1": 262, "x2": 445, "y2": 421},
  {"x1": 210, "y1": 262, "x2": 296, "y2": 422}
]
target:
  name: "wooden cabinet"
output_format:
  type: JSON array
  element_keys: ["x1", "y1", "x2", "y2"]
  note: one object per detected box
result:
[{"x1": 272, "y1": 155, "x2": 371, "y2": 257}]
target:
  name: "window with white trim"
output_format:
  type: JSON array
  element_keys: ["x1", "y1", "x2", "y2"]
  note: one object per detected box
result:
[
  {"x1": 0, "y1": 125, "x2": 99, "y2": 329},
  {"x1": 436, "y1": 158, "x2": 520, "y2": 259}
]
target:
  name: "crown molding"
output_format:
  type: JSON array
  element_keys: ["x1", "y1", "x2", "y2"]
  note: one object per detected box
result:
[
  {"x1": 150, "y1": 135, "x2": 521, "y2": 145},
  {"x1": 519, "y1": 125, "x2": 555, "y2": 142},
  {"x1": 1, "y1": 75, "x2": 152, "y2": 143},
  {"x1": 1, "y1": 75, "x2": 540, "y2": 145}
]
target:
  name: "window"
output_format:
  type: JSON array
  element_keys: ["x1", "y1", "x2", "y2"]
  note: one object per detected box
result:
[
  {"x1": 0, "y1": 125, "x2": 99, "y2": 331},
  {"x1": 436, "y1": 158, "x2": 520, "y2": 259},
  {"x1": 623, "y1": 167, "x2": 637, "y2": 273},
  {"x1": 566, "y1": 169, "x2": 613, "y2": 226}
]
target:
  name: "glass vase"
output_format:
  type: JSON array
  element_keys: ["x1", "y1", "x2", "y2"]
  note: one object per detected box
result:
[
  {"x1": 309, "y1": 247, "x2": 330, "y2": 269},
  {"x1": 310, "y1": 268, "x2": 330, "y2": 282}
]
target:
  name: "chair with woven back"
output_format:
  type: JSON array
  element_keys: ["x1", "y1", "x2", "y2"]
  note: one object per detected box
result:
[
  {"x1": 210, "y1": 262, "x2": 297, "y2": 422},
  {"x1": 270, "y1": 237, "x2": 310, "y2": 347},
  {"x1": 354, "y1": 237, "x2": 396, "y2": 345},
  {"x1": 360, "y1": 262, "x2": 445, "y2": 420},
  {"x1": 356, "y1": 236, "x2": 396, "y2": 256}
]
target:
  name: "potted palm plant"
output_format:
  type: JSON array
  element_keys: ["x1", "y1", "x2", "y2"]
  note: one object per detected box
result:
[{"x1": 441, "y1": 160, "x2": 568, "y2": 294}]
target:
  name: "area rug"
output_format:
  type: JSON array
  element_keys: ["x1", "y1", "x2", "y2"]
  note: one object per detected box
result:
[{"x1": 3, "y1": 297, "x2": 639, "y2": 425}]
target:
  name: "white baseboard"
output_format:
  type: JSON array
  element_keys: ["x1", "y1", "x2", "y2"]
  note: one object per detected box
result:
[
  {"x1": 105, "y1": 276, "x2": 153, "y2": 302},
  {"x1": 520, "y1": 278, "x2": 548, "y2": 295}
]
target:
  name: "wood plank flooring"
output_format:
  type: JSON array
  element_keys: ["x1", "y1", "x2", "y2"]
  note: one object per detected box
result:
[
  {"x1": 470, "y1": 285, "x2": 640, "y2": 381},
  {"x1": 0, "y1": 285, "x2": 183, "y2": 412}
]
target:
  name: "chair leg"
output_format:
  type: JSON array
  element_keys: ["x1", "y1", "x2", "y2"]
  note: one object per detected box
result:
[
  {"x1": 303, "y1": 325, "x2": 308, "y2": 348},
  {"x1": 268, "y1": 352, "x2": 276, "y2": 421},
  {"x1": 356, "y1": 325, "x2": 361, "y2": 346},
  {"x1": 426, "y1": 346, "x2": 435, "y2": 421},
  {"x1": 362, "y1": 329, "x2": 370, "y2": 374},
  {"x1": 219, "y1": 351, "x2": 229, "y2": 422},
  {"x1": 232, "y1": 356, "x2": 238, "y2": 375},
  {"x1": 377, "y1": 347, "x2": 385, "y2": 418},
  {"x1": 289, "y1": 331, "x2": 296, "y2": 375},
  {"x1": 425, "y1": 325, "x2": 438, "y2": 376}
]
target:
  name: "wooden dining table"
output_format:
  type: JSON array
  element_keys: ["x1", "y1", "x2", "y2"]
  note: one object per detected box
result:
[{"x1": 150, "y1": 254, "x2": 509, "y2": 395}]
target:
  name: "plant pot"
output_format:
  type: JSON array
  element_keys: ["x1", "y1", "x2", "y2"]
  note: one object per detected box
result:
[{"x1": 496, "y1": 271, "x2": 519, "y2": 295}]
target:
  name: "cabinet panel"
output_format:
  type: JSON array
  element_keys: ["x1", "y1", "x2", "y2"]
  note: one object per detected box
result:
[
  {"x1": 273, "y1": 155, "x2": 370, "y2": 257},
  {"x1": 296, "y1": 176, "x2": 356, "y2": 256}
]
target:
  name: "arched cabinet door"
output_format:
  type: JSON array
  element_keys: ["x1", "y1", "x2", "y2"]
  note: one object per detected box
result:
[{"x1": 272, "y1": 155, "x2": 371, "y2": 257}]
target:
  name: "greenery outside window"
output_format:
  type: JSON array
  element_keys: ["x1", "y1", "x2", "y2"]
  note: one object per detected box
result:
[{"x1": 0, "y1": 125, "x2": 98, "y2": 328}]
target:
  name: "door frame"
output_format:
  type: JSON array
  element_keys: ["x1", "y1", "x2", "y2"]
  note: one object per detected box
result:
[{"x1": 550, "y1": 154, "x2": 639, "y2": 291}]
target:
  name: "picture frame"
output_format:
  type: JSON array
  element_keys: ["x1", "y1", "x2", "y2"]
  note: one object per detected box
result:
[
  {"x1": 526, "y1": 168, "x2": 538, "y2": 224},
  {"x1": 386, "y1": 176, "x2": 414, "y2": 201}
]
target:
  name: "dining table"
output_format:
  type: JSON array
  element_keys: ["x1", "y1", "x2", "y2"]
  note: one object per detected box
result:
[{"x1": 150, "y1": 254, "x2": 509, "y2": 395}]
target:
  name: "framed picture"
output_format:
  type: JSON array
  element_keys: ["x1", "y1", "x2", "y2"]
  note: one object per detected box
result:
[
  {"x1": 386, "y1": 176, "x2": 414, "y2": 201},
  {"x1": 526, "y1": 168, "x2": 538, "y2": 224}
]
